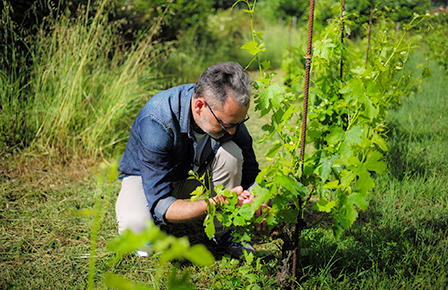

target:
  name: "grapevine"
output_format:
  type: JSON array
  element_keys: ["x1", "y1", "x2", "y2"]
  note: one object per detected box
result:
[{"x1": 194, "y1": 0, "x2": 429, "y2": 286}]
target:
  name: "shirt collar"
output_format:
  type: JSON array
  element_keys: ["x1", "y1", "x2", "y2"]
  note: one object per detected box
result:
[{"x1": 179, "y1": 84, "x2": 194, "y2": 138}]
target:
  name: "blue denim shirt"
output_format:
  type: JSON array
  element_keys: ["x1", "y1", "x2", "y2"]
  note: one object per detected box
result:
[{"x1": 118, "y1": 84, "x2": 260, "y2": 225}]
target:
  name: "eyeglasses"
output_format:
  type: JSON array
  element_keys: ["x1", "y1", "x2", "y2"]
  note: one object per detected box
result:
[{"x1": 205, "y1": 100, "x2": 250, "y2": 130}]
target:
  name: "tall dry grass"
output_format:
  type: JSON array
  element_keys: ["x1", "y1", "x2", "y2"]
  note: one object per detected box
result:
[{"x1": 28, "y1": 1, "x2": 166, "y2": 158}]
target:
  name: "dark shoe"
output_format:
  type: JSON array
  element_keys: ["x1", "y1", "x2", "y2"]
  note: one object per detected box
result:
[{"x1": 214, "y1": 231, "x2": 255, "y2": 259}]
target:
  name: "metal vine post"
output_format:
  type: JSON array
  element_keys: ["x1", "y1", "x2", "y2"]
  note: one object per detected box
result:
[
  {"x1": 339, "y1": 0, "x2": 345, "y2": 99},
  {"x1": 292, "y1": 0, "x2": 315, "y2": 287}
]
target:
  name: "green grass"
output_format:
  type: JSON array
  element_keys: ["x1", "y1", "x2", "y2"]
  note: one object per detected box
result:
[{"x1": 1, "y1": 1, "x2": 166, "y2": 159}]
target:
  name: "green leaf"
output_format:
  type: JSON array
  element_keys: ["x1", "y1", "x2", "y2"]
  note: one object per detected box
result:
[
  {"x1": 365, "y1": 151, "x2": 387, "y2": 174},
  {"x1": 108, "y1": 225, "x2": 160, "y2": 254},
  {"x1": 262, "y1": 83, "x2": 285, "y2": 109},
  {"x1": 339, "y1": 126, "x2": 363, "y2": 157},
  {"x1": 323, "y1": 180, "x2": 339, "y2": 189},
  {"x1": 356, "y1": 167, "x2": 374, "y2": 191},
  {"x1": 233, "y1": 215, "x2": 246, "y2": 226},
  {"x1": 351, "y1": 66, "x2": 366, "y2": 75},
  {"x1": 281, "y1": 103, "x2": 297, "y2": 122},
  {"x1": 351, "y1": 78, "x2": 365, "y2": 97},
  {"x1": 348, "y1": 191, "x2": 369, "y2": 210},
  {"x1": 340, "y1": 169, "x2": 357, "y2": 188},
  {"x1": 239, "y1": 204, "x2": 253, "y2": 219},
  {"x1": 274, "y1": 174, "x2": 306, "y2": 197},
  {"x1": 366, "y1": 82, "x2": 379, "y2": 97},
  {"x1": 345, "y1": 125, "x2": 363, "y2": 144},
  {"x1": 251, "y1": 185, "x2": 271, "y2": 212},
  {"x1": 318, "y1": 154, "x2": 338, "y2": 182},
  {"x1": 342, "y1": 202, "x2": 359, "y2": 229},
  {"x1": 372, "y1": 133, "x2": 388, "y2": 151},
  {"x1": 339, "y1": 85, "x2": 352, "y2": 94},
  {"x1": 190, "y1": 185, "x2": 204, "y2": 201},
  {"x1": 204, "y1": 218, "x2": 215, "y2": 239},
  {"x1": 266, "y1": 141, "x2": 283, "y2": 158},
  {"x1": 184, "y1": 244, "x2": 215, "y2": 266},
  {"x1": 313, "y1": 197, "x2": 336, "y2": 213},
  {"x1": 326, "y1": 126, "x2": 344, "y2": 145},
  {"x1": 241, "y1": 41, "x2": 265, "y2": 56},
  {"x1": 261, "y1": 60, "x2": 271, "y2": 71},
  {"x1": 104, "y1": 273, "x2": 143, "y2": 290}
]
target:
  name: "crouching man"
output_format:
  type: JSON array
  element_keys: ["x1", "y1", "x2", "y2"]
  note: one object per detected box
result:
[{"x1": 115, "y1": 62, "x2": 266, "y2": 258}]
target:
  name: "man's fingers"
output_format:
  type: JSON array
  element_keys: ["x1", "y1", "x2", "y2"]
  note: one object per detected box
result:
[
  {"x1": 230, "y1": 186, "x2": 244, "y2": 195},
  {"x1": 255, "y1": 204, "x2": 270, "y2": 231}
]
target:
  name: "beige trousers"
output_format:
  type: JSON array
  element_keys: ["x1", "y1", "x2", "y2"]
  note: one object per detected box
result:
[{"x1": 115, "y1": 141, "x2": 243, "y2": 240}]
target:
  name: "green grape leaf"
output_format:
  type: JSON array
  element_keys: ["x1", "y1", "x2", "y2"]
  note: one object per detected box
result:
[
  {"x1": 190, "y1": 185, "x2": 205, "y2": 201},
  {"x1": 241, "y1": 41, "x2": 266, "y2": 56},
  {"x1": 104, "y1": 273, "x2": 141, "y2": 290},
  {"x1": 204, "y1": 218, "x2": 215, "y2": 239},
  {"x1": 326, "y1": 126, "x2": 345, "y2": 145},
  {"x1": 251, "y1": 185, "x2": 271, "y2": 212},
  {"x1": 365, "y1": 151, "x2": 387, "y2": 174},
  {"x1": 314, "y1": 40, "x2": 336, "y2": 61},
  {"x1": 261, "y1": 60, "x2": 271, "y2": 71},
  {"x1": 340, "y1": 169, "x2": 357, "y2": 188},
  {"x1": 347, "y1": 191, "x2": 369, "y2": 210},
  {"x1": 323, "y1": 180, "x2": 339, "y2": 189},
  {"x1": 281, "y1": 103, "x2": 297, "y2": 122},
  {"x1": 359, "y1": 93, "x2": 378, "y2": 119},
  {"x1": 261, "y1": 83, "x2": 285, "y2": 109},
  {"x1": 274, "y1": 174, "x2": 306, "y2": 197},
  {"x1": 318, "y1": 154, "x2": 338, "y2": 182},
  {"x1": 341, "y1": 201, "x2": 359, "y2": 229},
  {"x1": 366, "y1": 81, "x2": 379, "y2": 97},
  {"x1": 351, "y1": 66, "x2": 366, "y2": 76},
  {"x1": 184, "y1": 244, "x2": 215, "y2": 266},
  {"x1": 345, "y1": 125, "x2": 363, "y2": 144},
  {"x1": 266, "y1": 141, "x2": 283, "y2": 158},
  {"x1": 351, "y1": 78, "x2": 365, "y2": 97},
  {"x1": 233, "y1": 215, "x2": 246, "y2": 226},
  {"x1": 339, "y1": 85, "x2": 352, "y2": 94},
  {"x1": 339, "y1": 125, "x2": 363, "y2": 157},
  {"x1": 239, "y1": 204, "x2": 253, "y2": 219},
  {"x1": 372, "y1": 133, "x2": 388, "y2": 151},
  {"x1": 355, "y1": 166, "x2": 374, "y2": 191},
  {"x1": 313, "y1": 197, "x2": 336, "y2": 213}
]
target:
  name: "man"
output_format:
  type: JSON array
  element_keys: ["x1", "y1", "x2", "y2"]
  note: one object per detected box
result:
[{"x1": 116, "y1": 62, "x2": 264, "y2": 258}]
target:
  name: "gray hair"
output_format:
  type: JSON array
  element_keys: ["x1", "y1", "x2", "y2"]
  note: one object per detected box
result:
[{"x1": 193, "y1": 62, "x2": 251, "y2": 109}]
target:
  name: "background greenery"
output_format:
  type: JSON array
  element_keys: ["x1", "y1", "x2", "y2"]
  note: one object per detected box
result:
[{"x1": 1, "y1": 0, "x2": 448, "y2": 288}]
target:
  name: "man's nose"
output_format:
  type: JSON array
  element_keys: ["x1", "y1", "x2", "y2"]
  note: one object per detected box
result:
[{"x1": 225, "y1": 127, "x2": 237, "y2": 135}]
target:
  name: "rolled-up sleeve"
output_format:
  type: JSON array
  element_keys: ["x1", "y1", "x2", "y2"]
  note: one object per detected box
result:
[{"x1": 137, "y1": 116, "x2": 177, "y2": 225}]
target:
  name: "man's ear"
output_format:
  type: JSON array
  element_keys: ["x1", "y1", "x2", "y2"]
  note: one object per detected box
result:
[{"x1": 193, "y1": 98, "x2": 206, "y2": 115}]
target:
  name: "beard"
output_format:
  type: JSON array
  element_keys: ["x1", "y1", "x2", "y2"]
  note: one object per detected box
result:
[{"x1": 195, "y1": 116, "x2": 226, "y2": 140}]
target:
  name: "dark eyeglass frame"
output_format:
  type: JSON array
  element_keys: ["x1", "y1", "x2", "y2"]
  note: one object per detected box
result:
[{"x1": 204, "y1": 100, "x2": 250, "y2": 130}]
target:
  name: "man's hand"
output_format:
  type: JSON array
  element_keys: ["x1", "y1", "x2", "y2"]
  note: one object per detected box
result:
[
  {"x1": 230, "y1": 186, "x2": 269, "y2": 231},
  {"x1": 254, "y1": 203, "x2": 269, "y2": 231}
]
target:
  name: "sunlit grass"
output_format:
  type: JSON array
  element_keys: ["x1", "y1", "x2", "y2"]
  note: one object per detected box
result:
[{"x1": 27, "y1": 2, "x2": 164, "y2": 159}]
